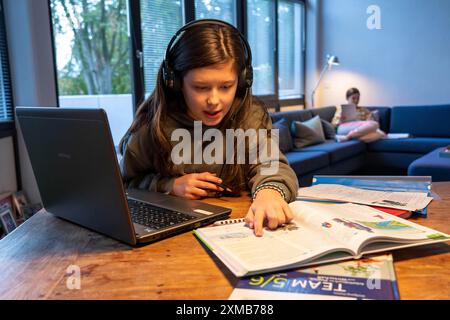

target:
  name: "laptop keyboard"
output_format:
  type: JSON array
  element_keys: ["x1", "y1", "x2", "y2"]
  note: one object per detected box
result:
[{"x1": 127, "y1": 198, "x2": 196, "y2": 230}]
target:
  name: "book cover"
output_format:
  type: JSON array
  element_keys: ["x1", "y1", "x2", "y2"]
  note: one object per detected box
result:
[
  {"x1": 370, "y1": 205, "x2": 411, "y2": 219},
  {"x1": 229, "y1": 254, "x2": 399, "y2": 300}
]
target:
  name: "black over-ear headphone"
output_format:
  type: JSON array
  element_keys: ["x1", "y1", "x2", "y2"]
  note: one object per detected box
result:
[{"x1": 162, "y1": 19, "x2": 253, "y2": 93}]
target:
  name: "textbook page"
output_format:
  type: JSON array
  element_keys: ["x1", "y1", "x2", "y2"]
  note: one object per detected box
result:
[
  {"x1": 194, "y1": 216, "x2": 354, "y2": 277},
  {"x1": 297, "y1": 184, "x2": 432, "y2": 211},
  {"x1": 293, "y1": 201, "x2": 450, "y2": 254},
  {"x1": 290, "y1": 201, "x2": 372, "y2": 254}
]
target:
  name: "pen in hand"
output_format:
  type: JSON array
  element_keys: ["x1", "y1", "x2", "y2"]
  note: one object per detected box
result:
[{"x1": 211, "y1": 181, "x2": 233, "y2": 193}]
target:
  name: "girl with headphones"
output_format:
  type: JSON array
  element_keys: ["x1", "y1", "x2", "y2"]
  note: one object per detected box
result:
[{"x1": 119, "y1": 20, "x2": 298, "y2": 236}]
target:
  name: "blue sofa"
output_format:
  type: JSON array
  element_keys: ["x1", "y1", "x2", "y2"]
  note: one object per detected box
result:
[
  {"x1": 270, "y1": 104, "x2": 450, "y2": 185},
  {"x1": 271, "y1": 106, "x2": 366, "y2": 186}
]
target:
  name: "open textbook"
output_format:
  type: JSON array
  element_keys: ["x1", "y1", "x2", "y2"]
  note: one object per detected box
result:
[
  {"x1": 297, "y1": 184, "x2": 433, "y2": 212},
  {"x1": 194, "y1": 201, "x2": 449, "y2": 277}
]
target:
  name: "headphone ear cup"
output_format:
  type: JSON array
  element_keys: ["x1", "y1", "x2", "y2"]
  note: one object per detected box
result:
[
  {"x1": 162, "y1": 60, "x2": 181, "y2": 92},
  {"x1": 162, "y1": 61, "x2": 172, "y2": 89},
  {"x1": 238, "y1": 66, "x2": 253, "y2": 90},
  {"x1": 245, "y1": 66, "x2": 253, "y2": 88},
  {"x1": 172, "y1": 74, "x2": 181, "y2": 92}
]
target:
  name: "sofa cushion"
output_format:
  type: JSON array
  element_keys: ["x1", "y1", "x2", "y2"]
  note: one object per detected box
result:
[
  {"x1": 367, "y1": 137, "x2": 450, "y2": 154},
  {"x1": 270, "y1": 109, "x2": 313, "y2": 129},
  {"x1": 291, "y1": 116, "x2": 326, "y2": 148},
  {"x1": 294, "y1": 139, "x2": 366, "y2": 164},
  {"x1": 366, "y1": 152, "x2": 423, "y2": 170},
  {"x1": 390, "y1": 105, "x2": 450, "y2": 137},
  {"x1": 321, "y1": 119, "x2": 336, "y2": 139},
  {"x1": 366, "y1": 107, "x2": 391, "y2": 133},
  {"x1": 270, "y1": 106, "x2": 336, "y2": 129},
  {"x1": 408, "y1": 148, "x2": 450, "y2": 181},
  {"x1": 310, "y1": 106, "x2": 337, "y2": 123},
  {"x1": 272, "y1": 118, "x2": 294, "y2": 153},
  {"x1": 285, "y1": 151, "x2": 329, "y2": 175}
]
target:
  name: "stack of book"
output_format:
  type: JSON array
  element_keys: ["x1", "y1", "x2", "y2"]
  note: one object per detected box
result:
[
  {"x1": 303, "y1": 175, "x2": 434, "y2": 218},
  {"x1": 194, "y1": 177, "x2": 447, "y2": 268},
  {"x1": 194, "y1": 175, "x2": 449, "y2": 299}
]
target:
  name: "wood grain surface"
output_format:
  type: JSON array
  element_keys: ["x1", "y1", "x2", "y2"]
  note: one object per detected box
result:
[{"x1": 0, "y1": 183, "x2": 449, "y2": 300}]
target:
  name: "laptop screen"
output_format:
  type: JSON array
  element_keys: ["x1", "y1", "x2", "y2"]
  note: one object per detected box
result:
[{"x1": 16, "y1": 107, "x2": 137, "y2": 244}]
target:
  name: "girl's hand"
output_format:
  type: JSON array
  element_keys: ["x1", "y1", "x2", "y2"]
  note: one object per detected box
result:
[
  {"x1": 170, "y1": 172, "x2": 223, "y2": 200},
  {"x1": 245, "y1": 189, "x2": 294, "y2": 236}
]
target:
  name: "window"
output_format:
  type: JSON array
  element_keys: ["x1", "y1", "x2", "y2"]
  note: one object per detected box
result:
[
  {"x1": 278, "y1": 0, "x2": 304, "y2": 100},
  {"x1": 49, "y1": 0, "x2": 305, "y2": 145},
  {"x1": 129, "y1": 0, "x2": 305, "y2": 117},
  {"x1": 247, "y1": 0, "x2": 305, "y2": 104},
  {"x1": 247, "y1": 0, "x2": 276, "y2": 96},
  {"x1": 139, "y1": 0, "x2": 238, "y2": 96},
  {"x1": 49, "y1": 0, "x2": 132, "y2": 146},
  {"x1": 195, "y1": 0, "x2": 237, "y2": 25},
  {"x1": 0, "y1": 0, "x2": 13, "y2": 135},
  {"x1": 140, "y1": 0, "x2": 184, "y2": 96}
]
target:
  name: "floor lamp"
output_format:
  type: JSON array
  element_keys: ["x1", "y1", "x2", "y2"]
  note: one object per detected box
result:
[{"x1": 311, "y1": 55, "x2": 340, "y2": 108}]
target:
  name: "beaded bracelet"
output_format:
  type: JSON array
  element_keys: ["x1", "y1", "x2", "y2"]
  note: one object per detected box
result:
[{"x1": 252, "y1": 183, "x2": 286, "y2": 201}]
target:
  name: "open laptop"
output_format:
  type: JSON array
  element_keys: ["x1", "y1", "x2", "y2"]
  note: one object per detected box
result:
[
  {"x1": 340, "y1": 104, "x2": 358, "y2": 122},
  {"x1": 16, "y1": 107, "x2": 231, "y2": 246}
]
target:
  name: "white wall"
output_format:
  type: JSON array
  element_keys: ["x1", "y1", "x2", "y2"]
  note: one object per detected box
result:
[
  {"x1": 4, "y1": 0, "x2": 58, "y2": 204},
  {"x1": 307, "y1": 0, "x2": 450, "y2": 107}
]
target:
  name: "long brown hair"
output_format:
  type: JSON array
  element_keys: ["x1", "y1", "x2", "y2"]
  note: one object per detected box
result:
[{"x1": 120, "y1": 22, "x2": 269, "y2": 193}]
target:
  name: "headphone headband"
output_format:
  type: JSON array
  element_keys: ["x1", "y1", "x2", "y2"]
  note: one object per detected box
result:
[
  {"x1": 164, "y1": 19, "x2": 252, "y2": 69},
  {"x1": 162, "y1": 19, "x2": 253, "y2": 91}
]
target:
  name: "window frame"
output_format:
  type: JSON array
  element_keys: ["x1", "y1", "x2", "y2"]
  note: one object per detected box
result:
[
  {"x1": 0, "y1": 0, "x2": 15, "y2": 136},
  {"x1": 124, "y1": 0, "x2": 305, "y2": 113},
  {"x1": 0, "y1": 0, "x2": 21, "y2": 189}
]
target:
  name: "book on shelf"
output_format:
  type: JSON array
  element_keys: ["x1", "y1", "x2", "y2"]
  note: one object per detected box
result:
[
  {"x1": 310, "y1": 175, "x2": 432, "y2": 216},
  {"x1": 194, "y1": 201, "x2": 450, "y2": 278},
  {"x1": 0, "y1": 193, "x2": 17, "y2": 238},
  {"x1": 229, "y1": 254, "x2": 399, "y2": 300}
]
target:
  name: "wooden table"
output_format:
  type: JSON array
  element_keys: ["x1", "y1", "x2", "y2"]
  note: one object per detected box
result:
[{"x1": 0, "y1": 183, "x2": 449, "y2": 300}]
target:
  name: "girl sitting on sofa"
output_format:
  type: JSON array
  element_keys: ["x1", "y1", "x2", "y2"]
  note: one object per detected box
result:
[{"x1": 333, "y1": 88, "x2": 386, "y2": 143}]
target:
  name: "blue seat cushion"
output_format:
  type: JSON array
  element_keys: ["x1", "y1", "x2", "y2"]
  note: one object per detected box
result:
[
  {"x1": 368, "y1": 138, "x2": 450, "y2": 154},
  {"x1": 366, "y1": 152, "x2": 423, "y2": 170},
  {"x1": 294, "y1": 140, "x2": 366, "y2": 164},
  {"x1": 285, "y1": 151, "x2": 329, "y2": 175},
  {"x1": 390, "y1": 105, "x2": 450, "y2": 137},
  {"x1": 408, "y1": 148, "x2": 450, "y2": 181}
]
